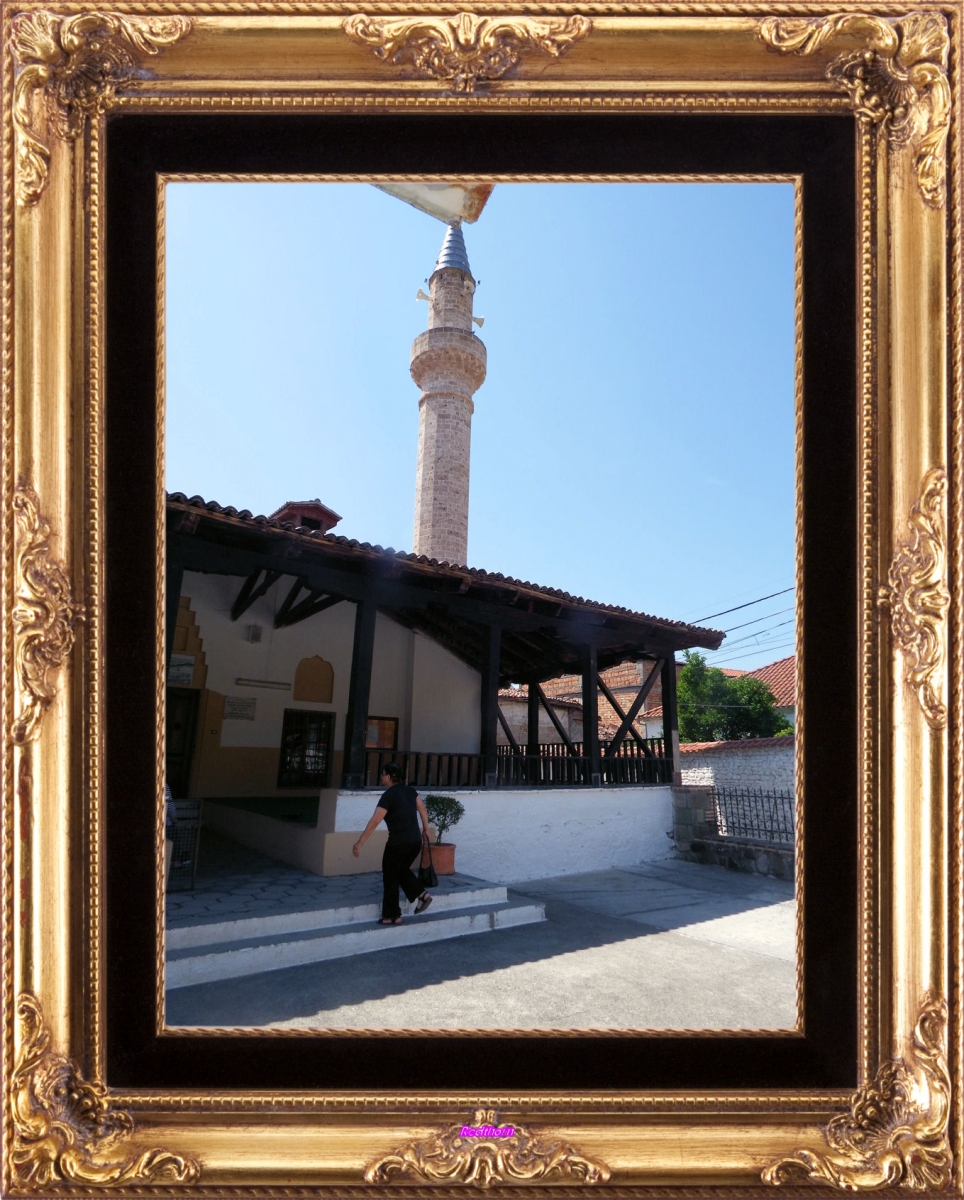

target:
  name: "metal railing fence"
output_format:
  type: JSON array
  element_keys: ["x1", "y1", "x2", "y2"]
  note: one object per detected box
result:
[
  {"x1": 362, "y1": 737, "x2": 673, "y2": 788},
  {"x1": 712, "y1": 786, "x2": 795, "y2": 846}
]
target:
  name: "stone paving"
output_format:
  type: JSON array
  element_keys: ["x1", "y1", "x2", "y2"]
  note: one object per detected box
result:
[
  {"x1": 165, "y1": 830, "x2": 486, "y2": 930},
  {"x1": 166, "y1": 832, "x2": 797, "y2": 1030}
]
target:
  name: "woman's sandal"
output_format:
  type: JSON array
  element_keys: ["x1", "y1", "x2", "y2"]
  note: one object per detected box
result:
[
  {"x1": 415, "y1": 893, "x2": 433, "y2": 915},
  {"x1": 377, "y1": 917, "x2": 402, "y2": 925}
]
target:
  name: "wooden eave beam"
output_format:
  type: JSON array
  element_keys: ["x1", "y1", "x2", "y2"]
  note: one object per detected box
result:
[
  {"x1": 533, "y1": 683, "x2": 578, "y2": 756},
  {"x1": 169, "y1": 525, "x2": 723, "y2": 654},
  {"x1": 600, "y1": 659, "x2": 663, "y2": 758},
  {"x1": 496, "y1": 706, "x2": 521, "y2": 753},
  {"x1": 230, "y1": 568, "x2": 284, "y2": 621}
]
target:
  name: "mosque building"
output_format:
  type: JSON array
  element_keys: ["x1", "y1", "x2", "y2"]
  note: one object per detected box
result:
[{"x1": 165, "y1": 221, "x2": 723, "y2": 880}]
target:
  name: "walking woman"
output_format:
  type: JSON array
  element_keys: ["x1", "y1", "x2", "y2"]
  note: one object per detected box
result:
[{"x1": 352, "y1": 762, "x2": 433, "y2": 924}]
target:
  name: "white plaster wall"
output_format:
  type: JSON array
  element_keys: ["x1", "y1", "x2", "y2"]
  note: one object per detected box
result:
[
  {"x1": 335, "y1": 786, "x2": 673, "y2": 882},
  {"x1": 183, "y1": 570, "x2": 353, "y2": 750},
  {"x1": 410, "y1": 632, "x2": 481, "y2": 753},
  {"x1": 369, "y1": 615, "x2": 414, "y2": 747},
  {"x1": 202, "y1": 792, "x2": 335, "y2": 871},
  {"x1": 679, "y1": 740, "x2": 795, "y2": 792},
  {"x1": 496, "y1": 698, "x2": 583, "y2": 745}
]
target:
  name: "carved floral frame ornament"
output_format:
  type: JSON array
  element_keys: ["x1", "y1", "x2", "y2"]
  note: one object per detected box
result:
[{"x1": 1, "y1": 0, "x2": 959, "y2": 1195}]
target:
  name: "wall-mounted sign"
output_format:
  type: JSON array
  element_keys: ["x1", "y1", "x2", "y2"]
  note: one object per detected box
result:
[
  {"x1": 167, "y1": 654, "x2": 195, "y2": 686},
  {"x1": 223, "y1": 697, "x2": 257, "y2": 721}
]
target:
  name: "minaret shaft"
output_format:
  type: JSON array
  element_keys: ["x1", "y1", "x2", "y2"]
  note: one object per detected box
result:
[{"x1": 411, "y1": 225, "x2": 486, "y2": 564}]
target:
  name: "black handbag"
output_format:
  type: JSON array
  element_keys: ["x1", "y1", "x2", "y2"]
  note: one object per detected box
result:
[{"x1": 418, "y1": 837, "x2": 438, "y2": 889}]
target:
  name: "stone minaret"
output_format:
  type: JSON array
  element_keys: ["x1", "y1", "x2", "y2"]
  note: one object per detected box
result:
[{"x1": 411, "y1": 223, "x2": 486, "y2": 564}]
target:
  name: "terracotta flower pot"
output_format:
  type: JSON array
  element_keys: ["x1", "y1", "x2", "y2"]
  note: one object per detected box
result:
[{"x1": 429, "y1": 842, "x2": 456, "y2": 875}]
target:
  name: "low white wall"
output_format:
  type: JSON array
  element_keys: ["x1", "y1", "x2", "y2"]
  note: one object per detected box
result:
[
  {"x1": 202, "y1": 793, "x2": 333, "y2": 872},
  {"x1": 335, "y1": 787, "x2": 673, "y2": 883},
  {"x1": 679, "y1": 737, "x2": 795, "y2": 792}
]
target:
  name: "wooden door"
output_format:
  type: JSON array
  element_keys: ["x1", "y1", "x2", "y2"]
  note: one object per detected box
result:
[{"x1": 166, "y1": 687, "x2": 200, "y2": 798}]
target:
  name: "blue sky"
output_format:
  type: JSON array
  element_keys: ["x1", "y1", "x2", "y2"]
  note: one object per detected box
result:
[{"x1": 165, "y1": 181, "x2": 796, "y2": 671}]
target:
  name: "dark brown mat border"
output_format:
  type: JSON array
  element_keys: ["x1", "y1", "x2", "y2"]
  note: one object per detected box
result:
[{"x1": 105, "y1": 111, "x2": 857, "y2": 1091}]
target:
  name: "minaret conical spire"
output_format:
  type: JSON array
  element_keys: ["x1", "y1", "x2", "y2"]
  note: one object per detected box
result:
[
  {"x1": 432, "y1": 221, "x2": 473, "y2": 278},
  {"x1": 410, "y1": 223, "x2": 486, "y2": 565}
]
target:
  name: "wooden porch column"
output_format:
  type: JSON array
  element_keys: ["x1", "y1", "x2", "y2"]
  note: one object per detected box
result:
[
  {"x1": 480, "y1": 624, "x2": 501, "y2": 788},
  {"x1": 526, "y1": 682, "x2": 541, "y2": 785},
  {"x1": 526, "y1": 685, "x2": 540, "y2": 756},
  {"x1": 165, "y1": 560, "x2": 184, "y2": 671},
  {"x1": 582, "y1": 644, "x2": 601, "y2": 786},
  {"x1": 661, "y1": 655, "x2": 681, "y2": 785},
  {"x1": 342, "y1": 598, "x2": 378, "y2": 789}
]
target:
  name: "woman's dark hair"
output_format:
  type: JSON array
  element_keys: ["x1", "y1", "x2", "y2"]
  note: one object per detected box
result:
[{"x1": 381, "y1": 762, "x2": 403, "y2": 783}]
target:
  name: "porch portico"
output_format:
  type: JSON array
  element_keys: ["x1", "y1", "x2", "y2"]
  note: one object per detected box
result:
[{"x1": 168, "y1": 493, "x2": 723, "y2": 783}]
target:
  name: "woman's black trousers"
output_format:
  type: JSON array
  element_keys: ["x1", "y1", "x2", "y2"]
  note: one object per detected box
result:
[{"x1": 381, "y1": 841, "x2": 423, "y2": 919}]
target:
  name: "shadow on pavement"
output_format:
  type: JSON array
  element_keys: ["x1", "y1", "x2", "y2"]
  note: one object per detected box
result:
[{"x1": 166, "y1": 896, "x2": 666, "y2": 1026}]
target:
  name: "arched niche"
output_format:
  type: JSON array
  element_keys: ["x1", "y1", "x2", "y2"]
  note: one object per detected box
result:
[{"x1": 293, "y1": 655, "x2": 334, "y2": 703}]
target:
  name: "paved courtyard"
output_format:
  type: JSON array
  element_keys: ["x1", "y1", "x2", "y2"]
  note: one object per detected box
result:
[{"x1": 166, "y1": 831, "x2": 796, "y2": 1030}]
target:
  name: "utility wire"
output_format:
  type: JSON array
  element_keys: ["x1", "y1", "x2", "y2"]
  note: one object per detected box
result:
[
  {"x1": 707, "y1": 640, "x2": 796, "y2": 667},
  {"x1": 723, "y1": 605, "x2": 795, "y2": 634},
  {"x1": 694, "y1": 586, "x2": 794, "y2": 624},
  {"x1": 713, "y1": 617, "x2": 795, "y2": 651}
]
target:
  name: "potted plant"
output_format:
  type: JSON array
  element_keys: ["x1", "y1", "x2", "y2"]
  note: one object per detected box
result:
[{"x1": 423, "y1": 794, "x2": 465, "y2": 876}]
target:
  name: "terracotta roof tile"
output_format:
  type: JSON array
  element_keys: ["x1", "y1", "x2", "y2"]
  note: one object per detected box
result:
[
  {"x1": 679, "y1": 734, "x2": 795, "y2": 753},
  {"x1": 746, "y1": 655, "x2": 796, "y2": 707},
  {"x1": 497, "y1": 686, "x2": 581, "y2": 711},
  {"x1": 167, "y1": 491, "x2": 725, "y2": 645}
]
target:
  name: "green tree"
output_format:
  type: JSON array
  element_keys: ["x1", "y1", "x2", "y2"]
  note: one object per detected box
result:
[{"x1": 677, "y1": 651, "x2": 793, "y2": 743}]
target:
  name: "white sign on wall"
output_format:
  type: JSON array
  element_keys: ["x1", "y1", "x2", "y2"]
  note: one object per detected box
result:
[
  {"x1": 167, "y1": 654, "x2": 195, "y2": 685},
  {"x1": 223, "y1": 696, "x2": 257, "y2": 721}
]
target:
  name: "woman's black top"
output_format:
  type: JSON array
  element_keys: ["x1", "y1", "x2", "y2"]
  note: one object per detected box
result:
[{"x1": 379, "y1": 784, "x2": 421, "y2": 845}]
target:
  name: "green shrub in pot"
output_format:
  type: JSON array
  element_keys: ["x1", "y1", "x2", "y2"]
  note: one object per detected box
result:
[{"x1": 424, "y1": 794, "x2": 465, "y2": 844}]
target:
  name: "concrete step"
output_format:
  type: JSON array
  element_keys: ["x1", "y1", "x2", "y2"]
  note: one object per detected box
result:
[
  {"x1": 166, "y1": 898, "x2": 546, "y2": 989},
  {"x1": 167, "y1": 882, "x2": 508, "y2": 952}
]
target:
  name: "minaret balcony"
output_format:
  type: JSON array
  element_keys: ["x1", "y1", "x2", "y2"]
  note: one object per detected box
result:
[{"x1": 410, "y1": 328, "x2": 487, "y2": 394}]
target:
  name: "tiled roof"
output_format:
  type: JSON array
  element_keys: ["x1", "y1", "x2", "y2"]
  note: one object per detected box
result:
[
  {"x1": 746, "y1": 655, "x2": 796, "y2": 708},
  {"x1": 497, "y1": 686, "x2": 581, "y2": 711},
  {"x1": 167, "y1": 492, "x2": 725, "y2": 646},
  {"x1": 679, "y1": 735, "x2": 795, "y2": 753}
]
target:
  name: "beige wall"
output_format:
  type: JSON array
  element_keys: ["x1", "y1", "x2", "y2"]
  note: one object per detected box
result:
[
  {"x1": 411, "y1": 631, "x2": 481, "y2": 752},
  {"x1": 177, "y1": 574, "x2": 485, "y2": 799},
  {"x1": 496, "y1": 695, "x2": 583, "y2": 746},
  {"x1": 202, "y1": 794, "x2": 426, "y2": 877}
]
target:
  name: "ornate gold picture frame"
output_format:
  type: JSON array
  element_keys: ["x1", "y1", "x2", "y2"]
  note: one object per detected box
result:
[{"x1": 2, "y1": 0, "x2": 960, "y2": 1192}]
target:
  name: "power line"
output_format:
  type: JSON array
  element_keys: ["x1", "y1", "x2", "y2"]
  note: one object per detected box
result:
[
  {"x1": 694, "y1": 586, "x2": 795, "y2": 624},
  {"x1": 707, "y1": 640, "x2": 796, "y2": 667},
  {"x1": 713, "y1": 617, "x2": 795, "y2": 651},
  {"x1": 723, "y1": 605, "x2": 795, "y2": 634}
]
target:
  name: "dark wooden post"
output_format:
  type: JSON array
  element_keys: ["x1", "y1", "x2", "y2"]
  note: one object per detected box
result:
[
  {"x1": 480, "y1": 624, "x2": 501, "y2": 788},
  {"x1": 342, "y1": 598, "x2": 378, "y2": 789},
  {"x1": 582, "y1": 644, "x2": 601, "y2": 786},
  {"x1": 165, "y1": 560, "x2": 185, "y2": 671},
  {"x1": 527, "y1": 682, "x2": 541, "y2": 784},
  {"x1": 661, "y1": 655, "x2": 681, "y2": 785}
]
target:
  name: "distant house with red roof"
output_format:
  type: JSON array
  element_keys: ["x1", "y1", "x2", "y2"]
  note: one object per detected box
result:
[
  {"x1": 745, "y1": 655, "x2": 795, "y2": 725},
  {"x1": 630, "y1": 654, "x2": 795, "y2": 740}
]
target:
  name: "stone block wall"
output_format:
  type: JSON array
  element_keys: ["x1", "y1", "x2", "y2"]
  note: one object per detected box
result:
[
  {"x1": 539, "y1": 661, "x2": 665, "y2": 738},
  {"x1": 671, "y1": 783, "x2": 794, "y2": 882},
  {"x1": 679, "y1": 735, "x2": 795, "y2": 792}
]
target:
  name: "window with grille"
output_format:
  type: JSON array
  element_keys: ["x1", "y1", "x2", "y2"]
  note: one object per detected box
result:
[{"x1": 277, "y1": 709, "x2": 335, "y2": 788}]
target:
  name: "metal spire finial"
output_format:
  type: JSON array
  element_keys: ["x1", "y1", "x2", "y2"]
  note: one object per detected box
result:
[{"x1": 432, "y1": 221, "x2": 473, "y2": 278}]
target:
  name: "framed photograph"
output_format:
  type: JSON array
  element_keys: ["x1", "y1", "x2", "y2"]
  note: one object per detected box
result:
[{"x1": 3, "y1": 0, "x2": 960, "y2": 1193}]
